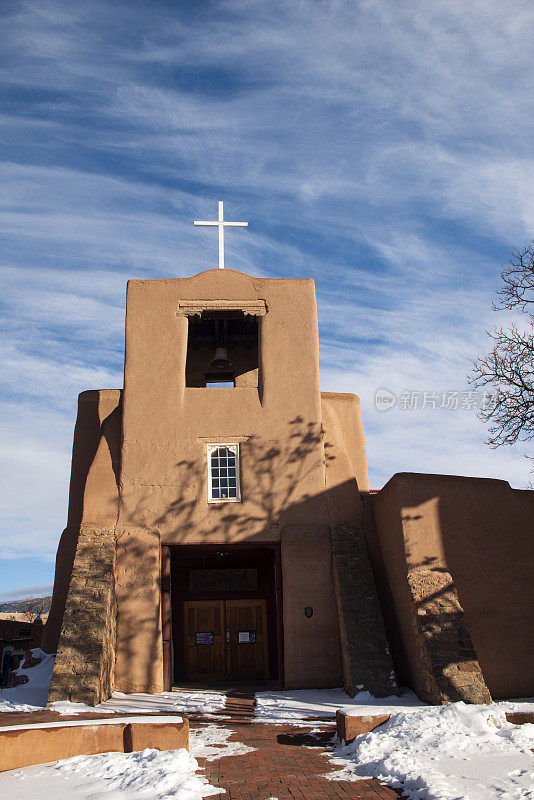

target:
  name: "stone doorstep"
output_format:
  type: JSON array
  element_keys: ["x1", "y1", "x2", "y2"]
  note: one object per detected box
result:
[
  {"x1": 505, "y1": 712, "x2": 534, "y2": 726},
  {"x1": 336, "y1": 710, "x2": 390, "y2": 744},
  {"x1": 0, "y1": 716, "x2": 189, "y2": 773}
]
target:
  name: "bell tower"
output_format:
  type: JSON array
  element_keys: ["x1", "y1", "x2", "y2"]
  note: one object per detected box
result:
[{"x1": 45, "y1": 258, "x2": 395, "y2": 706}]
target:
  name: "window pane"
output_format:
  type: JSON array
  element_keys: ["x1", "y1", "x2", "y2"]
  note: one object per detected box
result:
[{"x1": 208, "y1": 444, "x2": 239, "y2": 501}]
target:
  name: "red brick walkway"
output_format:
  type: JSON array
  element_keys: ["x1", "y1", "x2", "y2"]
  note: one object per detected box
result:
[
  {"x1": 0, "y1": 692, "x2": 403, "y2": 797},
  {"x1": 192, "y1": 695, "x2": 402, "y2": 800}
]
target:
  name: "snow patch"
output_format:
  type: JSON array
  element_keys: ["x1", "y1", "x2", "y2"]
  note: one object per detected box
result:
[
  {"x1": 190, "y1": 723, "x2": 256, "y2": 760},
  {"x1": 0, "y1": 648, "x2": 54, "y2": 711},
  {"x1": 50, "y1": 699, "x2": 116, "y2": 715},
  {"x1": 1, "y1": 659, "x2": 227, "y2": 720},
  {"x1": 326, "y1": 700, "x2": 534, "y2": 800},
  {"x1": 1, "y1": 748, "x2": 224, "y2": 800},
  {"x1": 254, "y1": 687, "x2": 425, "y2": 725},
  {"x1": 51, "y1": 689, "x2": 227, "y2": 716}
]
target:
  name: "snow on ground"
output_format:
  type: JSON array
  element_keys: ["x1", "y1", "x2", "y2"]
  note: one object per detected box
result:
[
  {"x1": 101, "y1": 690, "x2": 226, "y2": 716},
  {"x1": 0, "y1": 714, "x2": 183, "y2": 732},
  {"x1": 0, "y1": 654, "x2": 227, "y2": 717},
  {"x1": 4, "y1": 673, "x2": 534, "y2": 799},
  {"x1": 0, "y1": 648, "x2": 54, "y2": 711},
  {"x1": 254, "y1": 687, "x2": 425, "y2": 725},
  {"x1": 326, "y1": 700, "x2": 534, "y2": 800},
  {"x1": 190, "y1": 722, "x2": 256, "y2": 760},
  {"x1": 0, "y1": 748, "x2": 224, "y2": 800},
  {"x1": 52, "y1": 689, "x2": 228, "y2": 717}
]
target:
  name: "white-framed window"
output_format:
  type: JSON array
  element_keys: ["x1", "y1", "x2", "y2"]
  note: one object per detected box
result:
[{"x1": 207, "y1": 444, "x2": 241, "y2": 502}]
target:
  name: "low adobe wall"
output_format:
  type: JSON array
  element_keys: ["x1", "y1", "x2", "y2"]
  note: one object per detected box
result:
[
  {"x1": 335, "y1": 710, "x2": 390, "y2": 743},
  {"x1": 372, "y1": 473, "x2": 534, "y2": 701},
  {"x1": 0, "y1": 717, "x2": 188, "y2": 772}
]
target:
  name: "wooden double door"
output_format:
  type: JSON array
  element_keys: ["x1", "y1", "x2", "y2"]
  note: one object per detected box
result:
[{"x1": 184, "y1": 599, "x2": 268, "y2": 682}]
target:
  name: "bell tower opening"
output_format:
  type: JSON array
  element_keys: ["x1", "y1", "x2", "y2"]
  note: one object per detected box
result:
[{"x1": 185, "y1": 311, "x2": 259, "y2": 388}]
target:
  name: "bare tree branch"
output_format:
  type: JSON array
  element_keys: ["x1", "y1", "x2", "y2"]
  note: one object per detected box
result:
[
  {"x1": 469, "y1": 244, "x2": 534, "y2": 460},
  {"x1": 493, "y1": 242, "x2": 534, "y2": 313}
]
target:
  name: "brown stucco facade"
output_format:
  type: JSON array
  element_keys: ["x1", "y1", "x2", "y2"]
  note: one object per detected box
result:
[
  {"x1": 45, "y1": 269, "x2": 392, "y2": 703},
  {"x1": 43, "y1": 268, "x2": 534, "y2": 706}
]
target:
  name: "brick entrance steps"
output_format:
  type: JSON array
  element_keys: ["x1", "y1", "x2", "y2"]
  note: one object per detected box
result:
[
  {"x1": 0, "y1": 715, "x2": 188, "y2": 773},
  {"x1": 218, "y1": 690, "x2": 256, "y2": 719}
]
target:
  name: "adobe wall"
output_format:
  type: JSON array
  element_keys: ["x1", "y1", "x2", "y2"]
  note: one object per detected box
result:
[
  {"x1": 321, "y1": 396, "x2": 397, "y2": 696},
  {"x1": 373, "y1": 473, "x2": 534, "y2": 700},
  {"x1": 281, "y1": 524, "x2": 342, "y2": 688},
  {"x1": 47, "y1": 390, "x2": 122, "y2": 704},
  {"x1": 114, "y1": 270, "x2": 344, "y2": 691},
  {"x1": 42, "y1": 390, "x2": 121, "y2": 654},
  {"x1": 321, "y1": 393, "x2": 369, "y2": 495}
]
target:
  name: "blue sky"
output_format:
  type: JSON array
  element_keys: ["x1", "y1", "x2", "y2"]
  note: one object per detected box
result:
[{"x1": 1, "y1": 0, "x2": 533, "y2": 600}]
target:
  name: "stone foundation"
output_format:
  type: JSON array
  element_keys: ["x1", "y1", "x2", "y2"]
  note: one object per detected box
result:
[
  {"x1": 47, "y1": 525, "x2": 116, "y2": 706},
  {"x1": 331, "y1": 524, "x2": 398, "y2": 697},
  {"x1": 407, "y1": 568, "x2": 491, "y2": 705}
]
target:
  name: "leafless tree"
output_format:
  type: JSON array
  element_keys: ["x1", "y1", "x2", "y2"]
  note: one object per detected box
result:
[
  {"x1": 20, "y1": 596, "x2": 49, "y2": 622},
  {"x1": 469, "y1": 243, "x2": 534, "y2": 475}
]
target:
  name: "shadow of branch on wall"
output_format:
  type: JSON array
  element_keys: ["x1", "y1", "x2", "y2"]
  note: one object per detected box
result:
[
  {"x1": 114, "y1": 415, "x2": 335, "y2": 691},
  {"x1": 128, "y1": 415, "x2": 328, "y2": 542}
]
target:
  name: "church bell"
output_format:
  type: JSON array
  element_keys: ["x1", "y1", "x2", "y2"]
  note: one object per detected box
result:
[
  {"x1": 210, "y1": 317, "x2": 232, "y2": 369},
  {"x1": 209, "y1": 346, "x2": 232, "y2": 369}
]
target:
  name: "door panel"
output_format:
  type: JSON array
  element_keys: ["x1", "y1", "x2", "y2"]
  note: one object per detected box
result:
[
  {"x1": 183, "y1": 600, "x2": 225, "y2": 681},
  {"x1": 225, "y1": 599, "x2": 268, "y2": 680},
  {"x1": 183, "y1": 598, "x2": 268, "y2": 681}
]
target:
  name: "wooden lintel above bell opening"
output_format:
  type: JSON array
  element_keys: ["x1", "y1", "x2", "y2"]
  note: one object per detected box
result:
[{"x1": 177, "y1": 299, "x2": 267, "y2": 317}]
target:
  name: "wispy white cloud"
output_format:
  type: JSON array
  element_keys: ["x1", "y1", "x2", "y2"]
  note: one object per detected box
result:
[
  {"x1": 0, "y1": 584, "x2": 53, "y2": 602},
  {"x1": 1, "y1": 0, "x2": 533, "y2": 575},
  {"x1": 0, "y1": 402, "x2": 72, "y2": 558}
]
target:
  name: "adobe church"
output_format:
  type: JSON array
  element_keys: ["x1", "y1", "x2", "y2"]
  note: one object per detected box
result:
[{"x1": 42, "y1": 207, "x2": 534, "y2": 707}]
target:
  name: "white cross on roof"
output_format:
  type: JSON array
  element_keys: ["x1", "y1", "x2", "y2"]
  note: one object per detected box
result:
[{"x1": 194, "y1": 201, "x2": 248, "y2": 269}]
